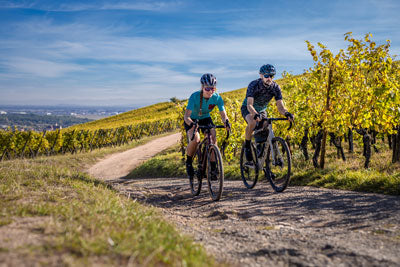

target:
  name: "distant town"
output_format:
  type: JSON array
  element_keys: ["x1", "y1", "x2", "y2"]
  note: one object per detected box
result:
[{"x1": 0, "y1": 105, "x2": 134, "y2": 131}]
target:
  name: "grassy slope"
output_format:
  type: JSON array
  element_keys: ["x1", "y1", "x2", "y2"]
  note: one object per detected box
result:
[
  {"x1": 67, "y1": 75, "x2": 288, "y2": 130},
  {"x1": 69, "y1": 101, "x2": 180, "y2": 131},
  {"x1": 67, "y1": 83, "x2": 254, "y2": 131},
  {"x1": 0, "y1": 133, "x2": 215, "y2": 266}
]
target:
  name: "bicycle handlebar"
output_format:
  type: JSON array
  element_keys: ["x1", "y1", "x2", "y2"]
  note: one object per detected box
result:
[
  {"x1": 190, "y1": 121, "x2": 230, "y2": 141},
  {"x1": 257, "y1": 117, "x2": 293, "y2": 131}
]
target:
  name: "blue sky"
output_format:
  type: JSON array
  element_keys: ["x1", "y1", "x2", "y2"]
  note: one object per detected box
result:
[{"x1": 0, "y1": 0, "x2": 399, "y2": 107}]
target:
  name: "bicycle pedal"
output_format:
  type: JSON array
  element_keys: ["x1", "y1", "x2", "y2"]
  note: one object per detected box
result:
[
  {"x1": 267, "y1": 170, "x2": 276, "y2": 180},
  {"x1": 244, "y1": 161, "x2": 255, "y2": 168},
  {"x1": 254, "y1": 128, "x2": 264, "y2": 134}
]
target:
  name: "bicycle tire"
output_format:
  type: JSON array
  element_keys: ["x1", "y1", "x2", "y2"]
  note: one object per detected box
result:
[
  {"x1": 206, "y1": 144, "x2": 224, "y2": 201},
  {"x1": 265, "y1": 137, "x2": 291, "y2": 192},
  {"x1": 189, "y1": 148, "x2": 203, "y2": 196},
  {"x1": 240, "y1": 141, "x2": 259, "y2": 189}
]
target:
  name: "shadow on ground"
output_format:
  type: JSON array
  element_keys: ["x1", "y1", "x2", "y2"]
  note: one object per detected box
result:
[{"x1": 110, "y1": 177, "x2": 400, "y2": 230}]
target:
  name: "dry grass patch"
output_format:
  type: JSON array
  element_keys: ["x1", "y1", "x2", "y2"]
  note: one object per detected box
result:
[{"x1": 0, "y1": 133, "x2": 215, "y2": 266}]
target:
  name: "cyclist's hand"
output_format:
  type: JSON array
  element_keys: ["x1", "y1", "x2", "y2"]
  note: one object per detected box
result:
[
  {"x1": 284, "y1": 111, "x2": 294, "y2": 123},
  {"x1": 190, "y1": 120, "x2": 198, "y2": 131},
  {"x1": 225, "y1": 119, "x2": 231, "y2": 132},
  {"x1": 189, "y1": 120, "x2": 199, "y2": 141},
  {"x1": 253, "y1": 113, "x2": 261, "y2": 122}
]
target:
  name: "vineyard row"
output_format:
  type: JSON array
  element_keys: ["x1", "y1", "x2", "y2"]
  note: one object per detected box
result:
[{"x1": 0, "y1": 119, "x2": 179, "y2": 161}]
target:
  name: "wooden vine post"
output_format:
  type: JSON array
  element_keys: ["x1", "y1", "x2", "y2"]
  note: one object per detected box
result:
[{"x1": 319, "y1": 66, "x2": 333, "y2": 169}]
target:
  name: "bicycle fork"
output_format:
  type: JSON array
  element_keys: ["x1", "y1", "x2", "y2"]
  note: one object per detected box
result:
[
  {"x1": 257, "y1": 124, "x2": 283, "y2": 170},
  {"x1": 198, "y1": 146, "x2": 208, "y2": 178}
]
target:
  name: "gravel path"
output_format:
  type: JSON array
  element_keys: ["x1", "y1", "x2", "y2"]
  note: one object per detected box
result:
[
  {"x1": 88, "y1": 133, "x2": 400, "y2": 267},
  {"x1": 109, "y1": 178, "x2": 400, "y2": 267},
  {"x1": 88, "y1": 132, "x2": 180, "y2": 180}
]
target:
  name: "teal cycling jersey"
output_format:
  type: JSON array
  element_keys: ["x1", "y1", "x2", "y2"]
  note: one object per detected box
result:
[{"x1": 186, "y1": 91, "x2": 225, "y2": 120}]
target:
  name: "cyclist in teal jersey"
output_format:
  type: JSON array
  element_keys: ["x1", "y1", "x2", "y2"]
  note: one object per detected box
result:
[{"x1": 184, "y1": 73, "x2": 231, "y2": 178}]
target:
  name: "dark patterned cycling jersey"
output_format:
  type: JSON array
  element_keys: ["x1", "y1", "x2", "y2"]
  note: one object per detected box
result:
[{"x1": 241, "y1": 78, "x2": 283, "y2": 112}]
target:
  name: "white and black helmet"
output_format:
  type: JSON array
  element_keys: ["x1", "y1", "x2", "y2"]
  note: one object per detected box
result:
[{"x1": 200, "y1": 73, "x2": 217, "y2": 86}]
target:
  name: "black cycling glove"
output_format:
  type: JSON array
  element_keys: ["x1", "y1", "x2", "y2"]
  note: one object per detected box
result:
[
  {"x1": 253, "y1": 113, "x2": 261, "y2": 120},
  {"x1": 284, "y1": 111, "x2": 294, "y2": 120},
  {"x1": 225, "y1": 119, "x2": 231, "y2": 129},
  {"x1": 189, "y1": 119, "x2": 198, "y2": 129}
]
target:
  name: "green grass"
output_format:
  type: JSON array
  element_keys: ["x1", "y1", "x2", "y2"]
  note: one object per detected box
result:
[
  {"x1": 128, "y1": 145, "x2": 242, "y2": 180},
  {"x1": 126, "y1": 146, "x2": 186, "y2": 179},
  {"x1": 0, "y1": 132, "x2": 215, "y2": 266},
  {"x1": 129, "y1": 142, "x2": 400, "y2": 196}
]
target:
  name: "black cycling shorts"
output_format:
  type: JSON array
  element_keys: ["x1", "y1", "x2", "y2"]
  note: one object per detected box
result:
[
  {"x1": 241, "y1": 106, "x2": 268, "y2": 122},
  {"x1": 241, "y1": 105, "x2": 250, "y2": 121}
]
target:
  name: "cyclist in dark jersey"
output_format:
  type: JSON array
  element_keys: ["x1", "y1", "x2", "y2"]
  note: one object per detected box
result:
[
  {"x1": 241, "y1": 64, "x2": 294, "y2": 161},
  {"x1": 184, "y1": 73, "x2": 231, "y2": 178}
]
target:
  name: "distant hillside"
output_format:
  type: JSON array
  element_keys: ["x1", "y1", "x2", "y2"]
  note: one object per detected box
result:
[{"x1": 0, "y1": 113, "x2": 92, "y2": 131}]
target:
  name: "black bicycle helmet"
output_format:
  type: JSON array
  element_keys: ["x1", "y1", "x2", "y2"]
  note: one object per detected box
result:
[
  {"x1": 259, "y1": 64, "x2": 276, "y2": 76},
  {"x1": 200, "y1": 73, "x2": 217, "y2": 86}
]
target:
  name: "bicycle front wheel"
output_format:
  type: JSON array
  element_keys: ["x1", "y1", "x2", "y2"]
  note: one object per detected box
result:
[
  {"x1": 265, "y1": 137, "x2": 291, "y2": 192},
  {"x1": 240, "y1": 141, "x2": 259, "y2": 189},
  {"x1": 189, "y1": 149, "x2": 203, "y2": 196},
  {"x1": 207, "y1": 144, "x2": 224, "y2": 201}
]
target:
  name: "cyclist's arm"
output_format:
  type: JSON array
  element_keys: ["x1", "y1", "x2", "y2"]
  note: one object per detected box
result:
[
  {"x1": 276, "y1": 100, "x2": 294, "y2": 121},
  {"x1": 276, "y1": 100, "x2": 287, "y2": 115},
  {"x1": 246, "y1": 97, "x2": 258, "y2": 117},
  {"x1": 184, "y1": 109, "x2": 195, "y2": 126},
  {"x1": 219, "y1": 110, "x2": 231, "y2": 131},
  {"x1": 219, "y1": 110, "x2": 228, "y2": 123},
  {"x1": 215, "y1": 95, "x2": 229, "y2": 126}
]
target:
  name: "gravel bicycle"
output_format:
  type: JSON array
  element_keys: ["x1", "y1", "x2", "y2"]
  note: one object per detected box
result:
[
  {"x1": 240, "y1": 115, "x2": 292, "y2": 192},
  {"x1": 189, "y1": 122, "x2": 230, "y2": 201}
]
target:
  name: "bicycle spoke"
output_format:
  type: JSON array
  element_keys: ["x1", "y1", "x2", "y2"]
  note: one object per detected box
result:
[
  {"x1": 207, "y1": 145, "x2": 224, "y2": 201},
  {"x1": 265, "y1": 137, "x2": 291, "y2": 192},
  {"x1": 240, "y1": 142, "x2": 259, "y2": 189},
  {"x1": 189, "y1": 149, "x2": 202, "y2": 196}
]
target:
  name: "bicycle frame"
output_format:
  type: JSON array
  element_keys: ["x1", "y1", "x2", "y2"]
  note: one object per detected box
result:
[
  {"x1": 254, "y1": 118, "x2": 291, "y2": 170},
  {"x1": 255, "y1": 123, "x2": 274, "y2": 170},
  {"x1": 188, "y1": 122, "x2": 230, "y2": 200},
  {"x1": 196, "y1": 133, "x2": 211, "y2": 176},
  {"x1": 190, "y1": 124, "x2": 229, "y2": 176},
  {"x1": 240, "y1": 116, "x2": 292, "y2": 192}
]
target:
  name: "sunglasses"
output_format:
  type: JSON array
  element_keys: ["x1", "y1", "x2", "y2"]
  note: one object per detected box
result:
[
  {"x1": 263, "y1": 74, "x2": 274, "y2": 79},
  {"x1": 204, "y1": 87, "x2": 215, "y2": 92}
]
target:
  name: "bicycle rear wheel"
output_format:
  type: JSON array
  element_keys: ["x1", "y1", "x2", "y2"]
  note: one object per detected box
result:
[
  {"x1": 189, "y1": 149, "x2": 203, "y2": 196},
  {"x1": 240, "y1": 141, "x2": 259, "y2": 189},
  {"x1": 207, "y1": 144, "x2": 224, "y2": 201},
  {"x1": 265, "y1": 137, "x2": 291, "y2": 192}
]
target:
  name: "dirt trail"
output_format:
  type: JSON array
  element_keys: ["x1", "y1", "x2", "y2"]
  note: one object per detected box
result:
[
  {"x1": 88, "y1": 132, "x2": 181, "y2": 180},
  {"x1": 89, "y1": 133, "x2": 400, "y2": 267}
]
